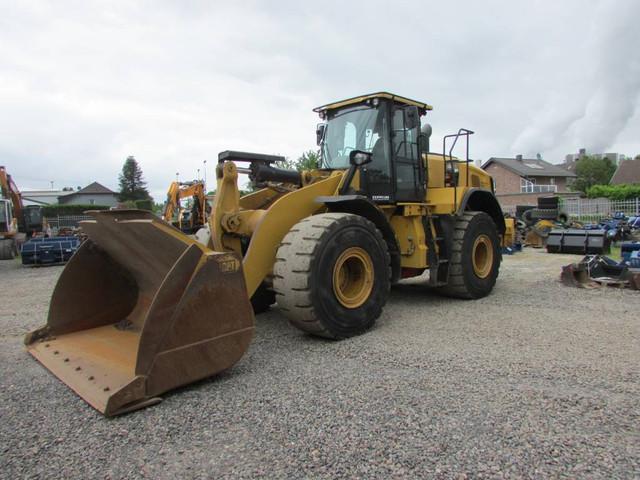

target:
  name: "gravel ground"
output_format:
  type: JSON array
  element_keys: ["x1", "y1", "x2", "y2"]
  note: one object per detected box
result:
[{"x1": 1, "y1": 249, "x2": 639, "y2": 479}]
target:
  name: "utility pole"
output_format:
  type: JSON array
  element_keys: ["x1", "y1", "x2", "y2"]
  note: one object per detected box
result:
[{"x1": 203, "y1": 160, "x2": 207, "y2": 189}]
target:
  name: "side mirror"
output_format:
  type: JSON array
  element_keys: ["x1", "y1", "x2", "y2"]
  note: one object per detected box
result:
[
  {"x1": 404, "y1": 106, "x2": 420, "y2": 130},
  {"x1": 349, "y1": 150, "x2": 373, "y2": 167},
  {"x1": 316, "y1": 123, "x2": 326, "y2": 146},
  {"x1": 419, "y1": 122, "x2": 432, "y2": 154}
]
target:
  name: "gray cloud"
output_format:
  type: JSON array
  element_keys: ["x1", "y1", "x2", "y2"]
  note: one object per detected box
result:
[
  {"x1": 512, "y1": 0, "x2": 640, "y2": 159},
  {"x1": 0, "y1": 0, "x2": 638, "y2": 200}
]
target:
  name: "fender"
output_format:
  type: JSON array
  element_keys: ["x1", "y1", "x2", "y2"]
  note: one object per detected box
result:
[
  {"x1": 457, "y1": 188, "x2": 506, "y2": 234},
  {"x1": 316, "y1": 195, "x2": 401, "y2": 283}
]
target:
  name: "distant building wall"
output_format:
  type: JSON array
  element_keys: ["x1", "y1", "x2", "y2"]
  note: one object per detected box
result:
[
  {"x1": 484, "y1": 164, "x2": 572, "y2": 195},
  {"x1": 483, "y1": 163, "x2": 521, "y2": 194},
  {"x1": 59, "y1": 193, "x2": 118, "y2": 207},
  {"x1": 21, "y1": 191, "x2": 73, "y2": 206},
  {"x1": 565, "y1": 149, "x2": 623, "y2": 165}
]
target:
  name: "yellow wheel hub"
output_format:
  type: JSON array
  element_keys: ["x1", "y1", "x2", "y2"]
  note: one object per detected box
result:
[
  {"x1": 332, "y1": 247, "x2": 374, "y2": 309},
  {"x1": 472, "y1": 234, "x2": 494, "y2": 279}
]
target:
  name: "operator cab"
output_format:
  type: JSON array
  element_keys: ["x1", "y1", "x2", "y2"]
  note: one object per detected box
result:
[{"x1": 314, "y1": 92, "x2": 432, "y2": 203}]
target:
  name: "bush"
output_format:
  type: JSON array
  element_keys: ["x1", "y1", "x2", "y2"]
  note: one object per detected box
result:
[
  {"x1": 586, "y1": 184, "x2": 640, "y2": 200},
  {"x1": 115, "y1": 199, "x2": 154, "y2": 211},
  {"x1": 42, "y1": 204, "x2": 110, "y2": 216},
  {"x1": 134, "y1": 199, "x2": 154, "y2": 211}
]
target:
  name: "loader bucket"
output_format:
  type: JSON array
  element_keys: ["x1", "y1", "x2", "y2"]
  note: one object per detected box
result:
[
  {"x1": 560, "y1": 263, "x2": 592, "y2": 288},
  {"x1": 24, "y1": 210, "x2": 254, "y2": 416},
  {"x1": 547, "y1": 228, "x2": 610, "y2": 255}
]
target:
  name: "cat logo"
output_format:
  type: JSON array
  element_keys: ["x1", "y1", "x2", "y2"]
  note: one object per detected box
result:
[{"x1": 216, "y1": 255, "x2": 241, "y2": 273}]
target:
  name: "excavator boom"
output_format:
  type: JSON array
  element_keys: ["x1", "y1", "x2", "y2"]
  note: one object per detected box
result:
[
  {"x1": 163, "y1": 180, "x2": 207, "y2": 232},
  {"x1": 0, "y1": 166, "x2": 23, "y2": 226}
]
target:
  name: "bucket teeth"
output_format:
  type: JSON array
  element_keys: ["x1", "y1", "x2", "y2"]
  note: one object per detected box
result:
[{"x1": 25, "y1": 209, "x2": 255, "y2": 416}]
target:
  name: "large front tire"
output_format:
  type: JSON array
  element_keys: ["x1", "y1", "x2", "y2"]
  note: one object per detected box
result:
[
  {"x1": 437, "y1": 212, "x2": 501, "y2": 299},
  {"x1": 273, "y1": 213, "x2": 390, "y2": 339}
]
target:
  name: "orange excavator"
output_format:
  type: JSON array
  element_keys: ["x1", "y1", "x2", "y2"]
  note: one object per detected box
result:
[
  {"x1": 162, "y1": 180, "x2": 207, "y2": 233},
  {"x1": 1, "y1": 166, "x2": 46, "y2": 259}
]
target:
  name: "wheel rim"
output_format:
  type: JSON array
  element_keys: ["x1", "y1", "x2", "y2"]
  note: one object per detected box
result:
[
  {"x1": 472, "y1": 234, "x2": 494, "y2": 279},
  {"x1": 332, "y1": 247, "x2": 374, "y2": 309}
]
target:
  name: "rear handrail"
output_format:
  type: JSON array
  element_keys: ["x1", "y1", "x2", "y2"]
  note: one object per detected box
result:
[{"x1": 442, "y1": 128, "x2": 474, "y2": 211}]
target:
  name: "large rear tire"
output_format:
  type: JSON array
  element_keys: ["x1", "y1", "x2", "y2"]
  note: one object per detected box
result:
[
  {"x1": 437, "y1": 212, "x2": 500, "y2": 299},
  {"x1": 273, "y1": 213, "x2": 390, "y2": 339}
]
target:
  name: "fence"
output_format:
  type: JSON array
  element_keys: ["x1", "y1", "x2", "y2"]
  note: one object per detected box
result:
[
  {"x1": 44, "y1": 215, "x2": 93, "y2": 231},
  {"x1": 560, "y1": 197, "x2": 640, "y2": 222}
]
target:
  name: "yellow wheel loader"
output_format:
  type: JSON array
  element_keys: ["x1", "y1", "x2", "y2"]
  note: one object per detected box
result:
[{"x1": 25, "y1": 92, "x2": 506, "y2": 416}]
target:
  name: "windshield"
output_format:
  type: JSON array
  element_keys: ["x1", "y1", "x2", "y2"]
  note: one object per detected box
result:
[
  {"x1": 26, "y1": 208, "x2": 41, "y2": 222},
  {"x1": 0, "y1": 201, "x2": 8, "y2": 221},
  {"x1": 320, "y1": 105, "x2": 385, "y2": 169}
]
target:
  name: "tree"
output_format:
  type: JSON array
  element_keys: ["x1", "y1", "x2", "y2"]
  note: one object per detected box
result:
[
  {"x1": 570, "y1": 155, "x2": 617, "y2": 193},
  {"x1": 246, "y1": 150, "x2": 320, "y2": 193},
  {"x1": 274, "y1": 150, "x2": 320, "y2": 172},
  {"x1": 153, "y1": 202, "x2": 164, "y2": 214},
  {"x1": 118, "y1": 156, "x2": 150, "y2": 201},
  {"x1": 274, "y1": 157, "x2": 296, "y2": 170},
  {"x1": 295, "y1": 150, "x2": 319, "y2": 171}
]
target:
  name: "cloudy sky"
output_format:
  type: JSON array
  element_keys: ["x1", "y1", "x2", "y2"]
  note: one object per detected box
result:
[{"x1": 1, "y1": 0, "x2": 639, "y2": 201}]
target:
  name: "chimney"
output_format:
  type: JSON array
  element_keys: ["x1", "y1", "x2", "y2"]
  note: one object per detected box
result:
[{"x1": 515, "y1": 154, "x2": 523, "y2": 161}]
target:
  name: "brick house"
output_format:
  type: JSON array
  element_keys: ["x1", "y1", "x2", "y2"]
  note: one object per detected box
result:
[{"x1": 482, "y1": 155, "x2": 576, "y2": 209}]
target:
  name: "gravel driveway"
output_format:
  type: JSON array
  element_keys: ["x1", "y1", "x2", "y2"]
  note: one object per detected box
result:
[{"x1": 1, "y1": 249, "x2": 638, "y2": 479}]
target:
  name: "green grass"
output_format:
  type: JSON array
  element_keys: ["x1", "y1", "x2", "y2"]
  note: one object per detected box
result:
[{"x1": 609, "y1": 244, "x2": 621, "y2": 261}]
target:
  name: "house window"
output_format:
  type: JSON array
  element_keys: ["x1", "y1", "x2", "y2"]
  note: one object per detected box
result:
[
  {"x1": 521, "y1": 177, "x2": 557, "y2": 193},
  {"x1": 90, "y1": 199, "x2": 95, "y2": 205}
]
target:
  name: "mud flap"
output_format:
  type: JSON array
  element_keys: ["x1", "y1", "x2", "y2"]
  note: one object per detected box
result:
[{"x1": 25, "y1": 210, "x2": 254, "y2": 416}]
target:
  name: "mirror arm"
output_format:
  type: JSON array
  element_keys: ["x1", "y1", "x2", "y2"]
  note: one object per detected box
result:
[
  {"x1": 316, "y1": 123, "x2": 326, "y2": 146},
  {"x1": 339, "y1": 164, "x2": 359, "y2": 195}
]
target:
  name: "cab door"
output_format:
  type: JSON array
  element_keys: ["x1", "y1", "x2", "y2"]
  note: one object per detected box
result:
[
  {"x1": 0, "y1": 200, "x2": 12, "y2": 233},
  {"x1": 391, "y1": 106, "x2": 425, "y2": 202}
]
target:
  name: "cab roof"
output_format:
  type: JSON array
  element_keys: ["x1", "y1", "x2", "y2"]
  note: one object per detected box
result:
[{"x1": 313, "y1": 92, "x2": 433, "y2": 115}]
